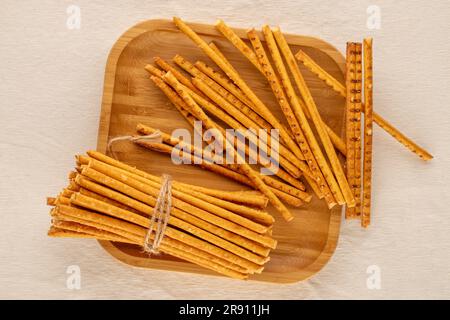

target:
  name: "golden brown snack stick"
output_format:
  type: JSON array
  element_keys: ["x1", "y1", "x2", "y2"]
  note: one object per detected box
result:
[
  {"x1": 149, "y1": 75, "x2": 202, "y2": 131},
  {"x1": 153, "y1": 56, "x2": 203, "y2": 96},
  {"x1": 194, "y1": 60, "x2": 254, "y2": 111},
  {"x1": 52, "y1": 205, "x2": 254, "y2": 276},
  {"x1": 372, "y1": 114, "x2": 433, "y2": 160},
  {"x1": 144, "y1": 64, "x2": 165, "y2": 78},
  {"x1": 208, "y1": 41, "x2": 239, "y2": 74},
  {"x1": 248, "y1": 28, "x2": 336, "y2": 209},
  {"x1": 79, "y1": 187, "x2": 141, "y2": 215},
  {"x1": 214, "y1": 19, "x2": 263, "y2": 73},
  {"x1": 345, "y1": 43, "x2": 357, "y2": 218},
  {"x1": 272, "y1": 27, "x2": 355, "y2": 207},
  {"x1": 163, "y1": 70, "x2": 294, "y2": 221},
  {"x1": 296, "y1": 49, "x2": 347, "y2": 97},
  {"x1": 51, "y1": 220, "x2": 136, "y2": 244},
  {"x1": 362, "y1": 38, "x2": 374, "y2": 228},
  {"x1": 295, "y1": 48, "x2": 433, "y2": 161},
  {"x1": 172, "y1": 18, "x2": 304, "y2": 167},
  {"x1": 48, "y1": 227, "x2": 102, "y2": 239},
  {"x1": 304, "y1": 175, "x2": 324, "y2": 199},
  {"x1": 326, "y1": 126, "x2": 347, "y2": 156},
  {"x1": 47, "y1": 197, "x2": 56, "y2": 206},
  {"x1": 353, "y1": 43, "x2": 363, "y2": 217}
]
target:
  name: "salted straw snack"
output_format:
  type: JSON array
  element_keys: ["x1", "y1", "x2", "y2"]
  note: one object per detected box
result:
[{"x1": 47, "y1": 151, "x2": 278, "y2": 279}]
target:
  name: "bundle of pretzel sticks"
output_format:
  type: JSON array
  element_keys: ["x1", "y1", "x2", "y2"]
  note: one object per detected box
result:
[
  {"x1": 135, "y1": 17, "x2": 432, "y2": 228},
  {"x1": 47, "y1": 150, "x2": 276, "y2": 279}
]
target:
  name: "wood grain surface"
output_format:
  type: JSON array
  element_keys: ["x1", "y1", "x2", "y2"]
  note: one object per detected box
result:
[{"x1": 96, "y1": 19, "x2": 346, "y2": 283}]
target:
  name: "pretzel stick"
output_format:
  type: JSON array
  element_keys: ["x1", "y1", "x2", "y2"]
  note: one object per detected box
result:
[
  {"x1": 52, "y1": 205, "x2": 252, "y2": 277},
  {"x1": 296, "y1": 49, "x2": 347, "y2": 97},
  {"x1": 48, "y1": 227, "x2": 95, "y2": 237},
  {"x1": 214, "y1": 20, "x2": 263, "y2": 73},
  {"x1": 163, "y1": 70, "x2": 294, "y2": 221},
  {"x1": 353, "y1": 43, "x2": 363, "y2": 216},
  {"x1": 362, "y1": 38, "x2": 374, "y2": 228},
  {"x1": 49, "y1": 227, "x2": 112, "y2": 240},
  {"x1": 295, "y1": 49, "x2": 433, "y2": 161},
  {"x1": 272, "y1": 27, "x2": 355, "y2": 207},
  {"x1": 79, "y1": 187, "x2": 141, "y2": 215},
  {"x1": 184, "y1": 184, "x2": 268, "y2": 208},
  {"x1": 345, "y1": 43, "x2": 357, "y2": 218},
  {"x1": 326, "y1": 126, "x2": 347, "y2": 156},
  {"x1": 248, "y1": 28, "x2": 336, "y2": 208},
  {"x1": 153, "y1": 56, "x2": 203, "y2": 96},
  {"x1": 208, "y1": 41, "x2": 239, "y2": 74},
  {"x1": 51, "y1": 220, "x2": 136, "y2": 244},
  {"x1": 194, "y1": 60, "x2": 254, "y2": 109},
  {"x1": 134, "y1": 124, "x2": 310, "y2": 203},
  {"x1": 47, "y1": 197, "x2": 56, "y2": 206},
  {"x1": 145, "y1": 64, "x2": 165, "y2": 78},
  {"x1": 146, "y1": 67, "x2": 307, "y2": 180}
]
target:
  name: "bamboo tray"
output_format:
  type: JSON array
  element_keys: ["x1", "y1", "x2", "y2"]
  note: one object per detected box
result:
[{"x1": 96, "y1": 19, "x2": 345, "y2": 283}]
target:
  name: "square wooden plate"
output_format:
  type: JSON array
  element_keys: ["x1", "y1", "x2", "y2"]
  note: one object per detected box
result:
[{"x1": 96, "y1": 19, "x2": 345, "y2": 283}]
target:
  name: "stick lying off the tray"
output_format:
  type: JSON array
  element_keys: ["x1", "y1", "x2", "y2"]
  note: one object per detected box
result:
[{"x1": 295, "y1": 48, "x2": 433, "y2": 161}]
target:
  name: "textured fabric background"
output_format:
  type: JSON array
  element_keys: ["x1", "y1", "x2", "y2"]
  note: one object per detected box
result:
[{"x1": 1, "y1": 0, "x2": 449, "y2": 299}]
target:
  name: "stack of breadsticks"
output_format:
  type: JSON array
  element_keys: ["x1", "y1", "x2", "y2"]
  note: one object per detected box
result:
[
  {"x1": 47, "y1": 150, "x2": 277, "y2": 279},
  {"x1": 134, "y1": 17, "x2": 432, "y2": 228}
]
